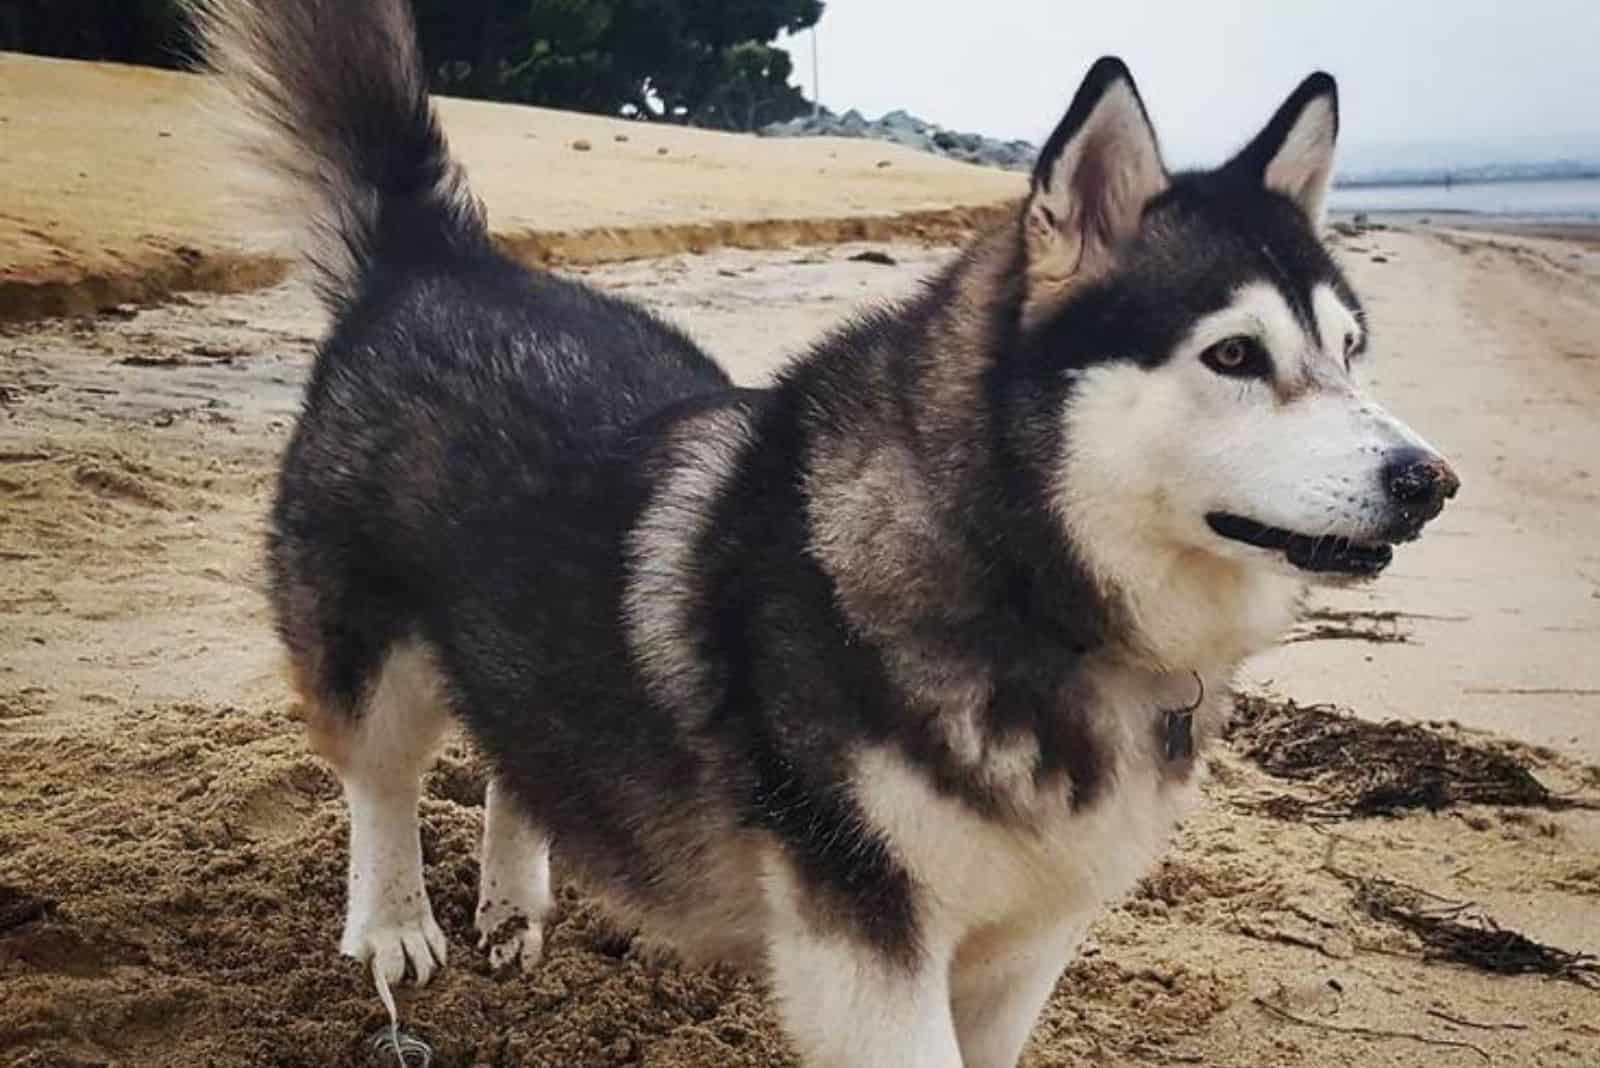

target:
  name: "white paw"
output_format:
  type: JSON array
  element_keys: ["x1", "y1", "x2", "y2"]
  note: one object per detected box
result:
[
  {"x1": 475, "y1": 895, "x2": 545, "y2": 973},
  {"x1": 342, "y1": 911, "x2": 448, "y2": 987}
]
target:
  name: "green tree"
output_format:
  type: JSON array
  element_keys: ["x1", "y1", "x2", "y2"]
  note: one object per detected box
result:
[
  {"x1": 0, "y1": 0, "x2": 190, "y2": 67},
  {"x1": 0, "y1": 0, "x2": 823, "y2": 131},
  {"x1": 690, "y1": 40, "x2": 808, "y2": 131}
]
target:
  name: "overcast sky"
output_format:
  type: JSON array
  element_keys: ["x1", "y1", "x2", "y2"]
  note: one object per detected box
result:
[{"x1": 779, "y1": 0, "x2": 1600, "y2": 171}]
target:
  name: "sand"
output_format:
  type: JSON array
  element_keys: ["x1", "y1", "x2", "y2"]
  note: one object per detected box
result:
[
  {"x1": 3, "y1": 46, "x2": 1600, "y2": 1068},
  {"x1": 0, "y1": 53, "x2": 1021, "y2": 323},
  {"x1": 3, "y1": 223, "x2": 1600, "y2": 1067}
]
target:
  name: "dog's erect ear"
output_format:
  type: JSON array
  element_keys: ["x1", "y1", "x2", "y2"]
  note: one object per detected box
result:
[
  {"x1": 1023, "y1": 57, "x2": 1168, "y2": 324},
  {"x1": 1224, "y1": 72, "x2": 1339, "y2": 226}
]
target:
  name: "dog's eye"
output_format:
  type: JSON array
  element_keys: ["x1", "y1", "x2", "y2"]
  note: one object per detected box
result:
[
  {"x1": 1201, "y1": 336, "x2": 1269, "y2": 378},
  {"x1": 1343, "y1": 332, "x2": 1357, "y2": 355}
]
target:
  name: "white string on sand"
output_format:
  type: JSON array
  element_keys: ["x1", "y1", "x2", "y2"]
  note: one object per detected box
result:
[{"x1": 368, "y1": 962, "x2": 434, "y2": 1068}]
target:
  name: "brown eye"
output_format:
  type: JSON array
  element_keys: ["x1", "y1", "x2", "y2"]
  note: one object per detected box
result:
[
  {"x1": 1215, "y1": 339, "x2": 1247, "y2": 367},
  {"x1": 1201, "y1": 336, "x2": 1268, "y2": 378}
]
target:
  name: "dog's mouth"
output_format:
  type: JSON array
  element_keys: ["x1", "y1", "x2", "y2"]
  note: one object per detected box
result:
[{"x1": 1205, "y1": 512, "x2": 1394, "y2": 577}]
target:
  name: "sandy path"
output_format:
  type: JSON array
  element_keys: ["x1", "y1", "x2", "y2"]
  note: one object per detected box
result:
[
  {"x1": 2, "y1": 232, "x2": 1598, "y2": 1067},
  {"x1": 1249, "y1": 228, "x2": 1600, "y2": 759}
]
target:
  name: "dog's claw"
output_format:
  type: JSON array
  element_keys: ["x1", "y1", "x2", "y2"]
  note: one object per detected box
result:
[
  {"x1": 343, "y1": 915, "x2": 448, "y2": 987},
  {"x1": 475, "y1": 903, "x2": 544, "y2": 974}
]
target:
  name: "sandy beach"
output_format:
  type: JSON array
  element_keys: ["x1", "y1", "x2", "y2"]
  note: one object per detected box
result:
[
  {"x1": 0, "y1": 53, "x2": 1019, "y2": 323},
  {"x1": 3, "y1": 54, "x2": 1600, "y2": 1068}
]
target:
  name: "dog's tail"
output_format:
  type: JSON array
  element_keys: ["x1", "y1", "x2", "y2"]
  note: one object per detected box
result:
[{"x1": 191, "y1": 0, "x2": 488, "y2": 312}]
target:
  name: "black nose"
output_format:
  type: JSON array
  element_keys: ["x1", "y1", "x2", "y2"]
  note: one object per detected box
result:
[{"x1": 1383, "y1": 448, "x2": 1459, "y2": 532}]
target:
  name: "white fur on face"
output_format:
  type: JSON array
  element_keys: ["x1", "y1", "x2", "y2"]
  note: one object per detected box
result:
[
  {"x1": 1053, "y1": 281, "x2": 1437, "y2": 669},
  {"x1": 1311, "y1": 282, "x2": 1364, "y2": 368}
]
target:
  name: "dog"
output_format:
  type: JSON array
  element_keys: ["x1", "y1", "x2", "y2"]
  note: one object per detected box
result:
[{"x1": 194, "y1": 1, "x2": 1458, "y2": 1064}]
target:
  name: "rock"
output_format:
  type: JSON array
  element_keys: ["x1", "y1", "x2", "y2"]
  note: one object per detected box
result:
[
  {"x1": 656, "y1": 146, "x2": 669, "y2": 155},
  {"x1": 875, "y1": 160, "x2": 892, "y2": 169},
  {"x1": 571, "y1": 139, "x2": 592, "y2": 152},
  {"x1": 756, "y1": 104, "x2": 1037, "y2": 172},
  {"x1": 614, "y1": 133, "x2": 629, "y2": 143},
  {"x1": 849, "y1": 250, "x2": 898, "y2": 266},
  {"x1": 881, "y1": 127, "x2": 935, "y2": 153},
  {"x1": 1352, "y1": 212, "x2": 1370, "y2": 226}
]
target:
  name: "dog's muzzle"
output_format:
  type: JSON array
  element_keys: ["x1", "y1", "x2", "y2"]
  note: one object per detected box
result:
[
  {"x1": 1206, "y1": 447, "x2": 1460, "y2": 577},
  {"x1": 1382, "y1": 447, "x2": 1460, "y2": 541}
]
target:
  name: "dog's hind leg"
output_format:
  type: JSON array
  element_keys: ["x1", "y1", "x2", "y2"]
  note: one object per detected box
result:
[
  {"x1": 301, "y1": 640, "x2": 450, "y2": 986},
  {"x1": 474, "y1": 777, "x2": 553, "y2": 973}
]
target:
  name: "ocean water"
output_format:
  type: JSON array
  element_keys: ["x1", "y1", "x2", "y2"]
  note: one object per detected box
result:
[{"x1": 1328, "y1": 177, "x2": 1600, "y2": 222}]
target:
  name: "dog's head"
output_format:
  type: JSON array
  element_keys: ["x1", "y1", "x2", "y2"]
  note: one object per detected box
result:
[{"x1": 1010, "y1": 59, "x2": 1456, "y2": 606}]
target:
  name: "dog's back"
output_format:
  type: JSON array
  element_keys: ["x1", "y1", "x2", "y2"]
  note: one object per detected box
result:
[{"x1": 195, "y1": 0, "x2": 728, "y2": 713}]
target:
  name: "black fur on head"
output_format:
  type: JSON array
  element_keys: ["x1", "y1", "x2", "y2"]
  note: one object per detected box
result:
[
  {"x1": 1220, "y1": 71, "x2": 1340, "y2": 222},
  {"x1": 1224, "y1": 72, "x2": 1339, "y2": 180},
  {"x1": 971, "y1": 62, "x2": 1360, "y2": 654},
  {"x1": 1019, "y1": 56, "x2": 1169, "y2": 324},
  {"x1": 1010, "y1": 64, "x2": 1355, "y2": 376},
  {"x1": 1029, "y1": 57, "x2": 1160, "y2": 195}
]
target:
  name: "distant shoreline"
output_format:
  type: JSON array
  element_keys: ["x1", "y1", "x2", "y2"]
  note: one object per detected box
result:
[
  {"x1": 1334, "y1": 170, "x2": 1600, "y2": 190},
  {"x1": 1329, "y1": 210, "x2": 1600, "y2": 246},
  {"x1": 1326, "y1": 175, "x2": 1600, "y2": 227}
]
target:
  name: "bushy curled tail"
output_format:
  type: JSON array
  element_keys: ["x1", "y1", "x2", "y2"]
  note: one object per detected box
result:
[{"x1": 191, "y1": 0, "x2": 488, "y2": 311}]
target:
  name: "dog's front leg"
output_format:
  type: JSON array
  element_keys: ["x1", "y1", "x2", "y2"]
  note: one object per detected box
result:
[
  {"x1": 765, "y1": 870, "x2": 961, "y2": 1068},
  {"x1": 769, "y1": 929, "x2": 962, "y2": 1067},
  {"x1": 950, "y1": 920, "x2": 1086, "y2": 1068}
]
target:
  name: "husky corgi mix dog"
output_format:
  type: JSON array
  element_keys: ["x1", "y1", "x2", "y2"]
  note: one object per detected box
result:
[{"x1": 194, "y1": 1, "x2": 1457, "y2": 1064}]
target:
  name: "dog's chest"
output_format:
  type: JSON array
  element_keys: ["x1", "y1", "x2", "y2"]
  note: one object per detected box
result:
[{"x1": 856, "y1": 667, "x2": 1222, "y2": 936}]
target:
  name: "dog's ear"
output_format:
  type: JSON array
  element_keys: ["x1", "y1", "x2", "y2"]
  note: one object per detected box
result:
[
  {"x1": 1023, "y1": 57, "x2": 1168, "y2": 325},
  {"x1": 1224, "y1": 72, "x2": 1339, "y2": 226}
]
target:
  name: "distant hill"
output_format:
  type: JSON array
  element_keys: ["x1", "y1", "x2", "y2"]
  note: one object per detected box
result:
[{"x1": 1335, "y1": 159, "x2": 1600, "y2": 188}]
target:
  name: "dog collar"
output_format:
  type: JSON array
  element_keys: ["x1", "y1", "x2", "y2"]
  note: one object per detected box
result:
[{"x1": 1161, "y1": 671, "x2": 1204, "y2": 762}]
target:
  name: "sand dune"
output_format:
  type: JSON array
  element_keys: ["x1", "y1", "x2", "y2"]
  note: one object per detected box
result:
[{"x1": 0, "y1": 53, "x2": 1020, "y2": 322}]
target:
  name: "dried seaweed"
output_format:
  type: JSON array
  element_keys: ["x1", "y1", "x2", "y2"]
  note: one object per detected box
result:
[
  {"x1": 1228, "y1": 695, "x2": 1594, "y2": 819},
  {"x1": 1253, "y1": 996, "x2": 1489, "y2": 1062},
  {"x1": 1286, "y1": 608, "x2": 1411, "y2": 645},
  {"x1": 1334, "y1": 870, "x2": 1600, "y2": 988}
]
